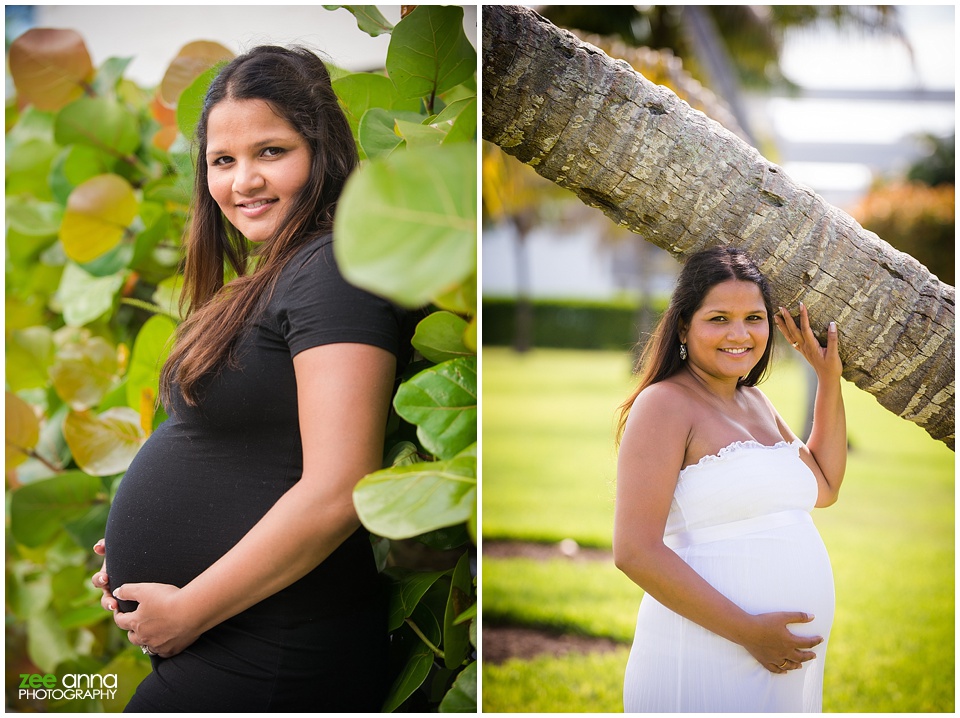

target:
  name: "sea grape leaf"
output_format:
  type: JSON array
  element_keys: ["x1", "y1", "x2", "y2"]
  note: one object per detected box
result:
[
  {"x1": 354, "y1": 444, "x2": 476, "y2": 539},
  {"x1": 386, "y1": 6, "x2": 476, "y2": 100},
  {"x1": 159, "y1": 40, "x2": 234, "y2": 107},
  {"x1": 334, "y1": 142, "x2": 476, "y2": 308},
  {"x1": 9, "y1": 471, "x2": 103, "y2": 547},
  {"x1": 6, "y1": 392, "x2": 41, "y2": 471},
  {"x1": 442, "y1": 551, "x2": 474, "y2": 668},
  {"x1": 438, "y1": 661, "x2": 476, "y2": 713},
  {"x1": 126, "y1": 315, "x2": 177, "y2": 413},
  {"x1": 323, "y1": 5, "x2": 395, "y2": 37},
  {"x1": 63, "y1": 407, "x2": 144, "y2": 476},
  {"x1": 393, "y1": 357, "x2": 476, "y2": 459},
  {"x1": 8, "y1": 28, "x2": 94, "y2": 111},
  {"x1": 49, "y1": 334, "x2": 118, "y2": 410},
  {"x1": 411, "y1": 311, "x2": 471, "y2": 363},
  {"x1": 54, "y1": 97, "x2": 140, "y2": 157},
  {"x1": 54, "y1": 261, "x2": 126, "y2": 327},
  {"x1": 60, "y1": 173, "x2": 138, "y2": 264}
]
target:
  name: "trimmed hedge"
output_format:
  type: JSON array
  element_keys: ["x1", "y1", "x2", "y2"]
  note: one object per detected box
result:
[{"x1": 482, "y1": 297, "x2": 667, "y2": 350}]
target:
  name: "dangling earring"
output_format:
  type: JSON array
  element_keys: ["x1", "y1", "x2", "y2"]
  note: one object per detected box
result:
[{"x1": 679, "y1": 343, "x2": 688, "y2": 361}]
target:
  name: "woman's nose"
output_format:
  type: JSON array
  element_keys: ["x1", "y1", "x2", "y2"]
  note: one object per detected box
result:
[{"x1": 232, "y1": 161, "x2": 265, "y2": 194}]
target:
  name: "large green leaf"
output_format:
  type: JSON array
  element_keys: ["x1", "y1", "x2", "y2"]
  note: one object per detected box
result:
[
  {"x1": 176, "y1": 64, "x2": 221, "y2": 140},
  {"x1": 382, "y1": 636, "x2": 433, "y2": 713},
  {"x1": 60, "y1": 174, "x2": 138, "y2": 264},
  {"x1": 49, "y1": 333, "x2": 118, "y2": 410},
  {"x1": 63, "y1": 407, "x2": 143, "y2": 476},
  {"x1": 439, "y1": 661, "x2": 476, "y2": 713},
  {"x1": 6, "y1": 326, "x2": 55, "y2": 392},
  {"x1": 323, "y1": 5, "x2": 395, "y2": 37},
  {"x1": 9, "y1": 471, "x2": 103, "y2": 547},
  {"x1": 334, "y1": 142, "x2": 476, "y2": 308},
  {"x1": 358, "y1": 107, "x2": 426, "y2": 159},
  {"x1": 27, "y1": 610, "x2": 77, "y2": 673},
  {"x1": 6, "y1": 392, "x2": 40, "y2": 470},
  {"x1": 385, "y1": 568, "x2": 450, "y2": 631},
  {"x1": 411, "y1": 311, "x2": 471, "y2": 363},
  {"x1": 333, "y1": 72, "x2": 420, "y2": 141},
  {"x1": 394, "y1": 357, "x2": 476, "y2": 459},
  {"x1": 54, "y1": 97, "x2": 140, "y2": 156},
  {"x1": 126, "y1": 314, "x2": 177, "y2": 412},
  {"x1": 5, "y1": 137, "x2": 59, "y2": 198},
  {"x1": 386, "y1": 6, "x2": 476, "y2": 100},
  {"x1": 442, "y1": 551, "x2": 474, "y2": 669},
  {"x1": 5, "y1": 197, "x2": 63, "y2": 236},
  {"x1": 354, "y1": 444, "x2": 476, "y2": 539},
  {"x1": 54, "y1": 262, "x2": 126, "y2": 327}
]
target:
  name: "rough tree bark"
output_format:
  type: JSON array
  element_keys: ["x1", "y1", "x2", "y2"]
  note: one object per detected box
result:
[{"x1": 482, "y1": 5, "x2": 955, "y2": 449}]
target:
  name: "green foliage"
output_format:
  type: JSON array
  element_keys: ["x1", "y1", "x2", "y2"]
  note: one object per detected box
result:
[
  {"x1": 482, "y1": 297, "x2": 665, "y2": 351},
  {"x1": 334, "y1": 6, "x2": 478, "y2": 709},
  {"x1": 5, "y1": 6, "x2": 476, "y2": 712}
]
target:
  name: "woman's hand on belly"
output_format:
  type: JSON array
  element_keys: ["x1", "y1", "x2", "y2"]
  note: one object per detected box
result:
[
  {"x1": 91, "y1": 539, "x2": 119, "y2": 612},
  {"x1": 738, "y1": 611, "x2": 823, "y2": 674},
  {"x1": 112, "y1": 582, "x2": 202, "y2": 658}
]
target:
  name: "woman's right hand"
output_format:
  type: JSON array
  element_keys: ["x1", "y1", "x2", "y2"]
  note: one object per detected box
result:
[
  {"x1": 91, "y1": 539, "x2": 119, "y2": 612},
  {"x1": 740, "y1": 611, "x2": 823, "y2": 674}
]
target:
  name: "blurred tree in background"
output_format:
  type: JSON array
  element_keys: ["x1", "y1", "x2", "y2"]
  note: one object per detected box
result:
[{"x1": 851, "y1": 133, "x2": 955, "y2": 285}]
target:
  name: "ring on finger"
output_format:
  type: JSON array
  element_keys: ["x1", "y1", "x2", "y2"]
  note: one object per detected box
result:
[
  {"x1": 141, "y1": 645, "x2": 157, "y2": 656},
  {"x1": 778, "y1": 659, "x2": 789, "y2": 669},
  {"x1": 791, "y1": 341, "x2": 800, "y2": 348}
]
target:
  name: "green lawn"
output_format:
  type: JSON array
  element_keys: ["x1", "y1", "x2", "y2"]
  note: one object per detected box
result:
[{"x1": 481, "y1": 347, "x2": 954, "y2": 712}]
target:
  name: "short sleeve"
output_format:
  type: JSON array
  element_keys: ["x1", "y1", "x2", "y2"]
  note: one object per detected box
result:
[{"x1": 274, "y1": 236, "x2": 406, "y2": 359}]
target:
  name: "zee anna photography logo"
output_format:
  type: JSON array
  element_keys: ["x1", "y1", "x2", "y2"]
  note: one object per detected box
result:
[{"x1": 18, "y1": 672, "x2": 118, "y2": 701}]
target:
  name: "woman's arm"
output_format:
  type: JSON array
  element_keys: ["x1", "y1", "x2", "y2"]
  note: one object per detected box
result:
[
  {"x1": 774, "y1": 304, "x2": 846, "y2": 507},
  {"x1": 614, "y1": 384, "x2": 822, "y2": 674},
  {"x1": 111, "y1": 342, "x2": 396, "y2": 656}
]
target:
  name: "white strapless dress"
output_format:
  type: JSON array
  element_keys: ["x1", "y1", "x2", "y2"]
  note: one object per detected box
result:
[{"x1": 623, "y1": 439, "x2": 834, "y2": 713}]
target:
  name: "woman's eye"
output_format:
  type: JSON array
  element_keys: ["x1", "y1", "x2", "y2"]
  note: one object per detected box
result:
[
  {"x1": 211, "y1": 156, "x2": 232, "y2": 167},
  {"x1": 262, "y1": 147, "x2": 284, "y2": 158}
]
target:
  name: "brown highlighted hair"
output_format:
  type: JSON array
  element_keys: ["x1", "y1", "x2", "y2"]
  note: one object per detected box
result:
[
  {"x1": 615, "y1": 246, "x2": 775, "y2": 441},
  {"x1": 160, "y1": 46, "x2": 358, "y2": 407}
]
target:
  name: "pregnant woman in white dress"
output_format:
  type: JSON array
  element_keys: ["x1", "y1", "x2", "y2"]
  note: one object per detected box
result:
[{"x1": 614, "y1": 247, "x2": 846, "y2": 712}]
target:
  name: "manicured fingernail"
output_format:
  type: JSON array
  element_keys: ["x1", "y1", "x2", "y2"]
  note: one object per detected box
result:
[
  {"x1": 97, "y1": 575, "x2": 107, "y2": 586},
  {"x1": 113, "y1": 586, "x2": 123, "y2": 599},
  {"x1": 829, "y1": 322, "x2": 836, "y2": 331}
]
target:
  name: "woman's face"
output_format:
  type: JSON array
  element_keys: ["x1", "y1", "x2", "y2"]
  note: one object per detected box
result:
[
  {"x1": 679, "y1": 279, "x2": 769, "y2": 383},
  {"x1": 205, "y1": 98, "x2": 312, "y2": 243}
]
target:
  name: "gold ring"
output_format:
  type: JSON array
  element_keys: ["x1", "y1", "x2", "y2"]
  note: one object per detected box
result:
[
  {"x1": 778, "y1": 659, "x2": 789, "y2": 669},
  {"x1": 791, "y1": 342, "x2": 799, "y2": 348}
]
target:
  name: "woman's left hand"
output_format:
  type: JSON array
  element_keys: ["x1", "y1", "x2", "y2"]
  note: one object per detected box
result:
[
  {"x1": 774, "y1": 303, "x2": 842, "y2": 381},
  {"x1": 112, "y1": 583, "x2": 200, "y2": 658}
]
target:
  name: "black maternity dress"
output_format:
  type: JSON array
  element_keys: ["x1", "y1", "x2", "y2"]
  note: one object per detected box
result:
[{"x1": 105, "y1": 234, "x2": 409, "y2": 712}]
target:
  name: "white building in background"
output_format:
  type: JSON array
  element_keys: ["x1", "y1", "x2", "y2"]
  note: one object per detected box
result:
[{"x1": 483, "y1": 5, "x2": 954, "y2": 301}]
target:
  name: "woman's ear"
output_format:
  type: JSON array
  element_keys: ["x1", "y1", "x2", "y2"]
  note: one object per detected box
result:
[{"x1": 677, "y1": 318, "x2": 688, "y2": 345}]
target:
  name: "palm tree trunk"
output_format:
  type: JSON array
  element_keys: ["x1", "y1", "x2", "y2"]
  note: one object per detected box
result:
[{"x1": 482, "y1": 5, "x2": 955, "y2": 449}]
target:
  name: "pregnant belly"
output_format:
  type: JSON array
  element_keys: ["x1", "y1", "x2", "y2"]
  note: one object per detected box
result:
[
  {"x1": 680, "y1": 518, "x2": 836, "y2": 639},
  {"x1": 104, "y1": 427, "x2": 290, "y2": 610}
]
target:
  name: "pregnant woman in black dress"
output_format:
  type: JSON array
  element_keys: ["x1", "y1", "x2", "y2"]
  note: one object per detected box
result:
[{"x1": 90, "y1": 46, "x2": 409, "y2": 711}]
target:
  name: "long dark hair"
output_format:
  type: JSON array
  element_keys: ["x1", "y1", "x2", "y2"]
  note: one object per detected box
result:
[
  {"x1": 160, "y1": 45, "x2": 358, "y2": 406},
  {"x1": 616, "y1": 246, "x2": 775, "y2": 441}
]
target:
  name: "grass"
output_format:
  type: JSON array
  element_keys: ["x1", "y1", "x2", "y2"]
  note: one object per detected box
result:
[{"x1": 481, "y1": 347, "x2": 954, "y2": 713}]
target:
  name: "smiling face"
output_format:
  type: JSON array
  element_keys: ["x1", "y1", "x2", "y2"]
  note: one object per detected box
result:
[
  {"x1": 205, "y1": 98, "x2": 312, "y2": 243},
  {"x1": 679, "y1": 279, "x2": 770, "y2": 384}
]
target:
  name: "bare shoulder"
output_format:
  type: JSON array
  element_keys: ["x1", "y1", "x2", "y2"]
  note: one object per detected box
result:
[{"x1": 621, "y1": 379, "x2": 694, "y2": 448}]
